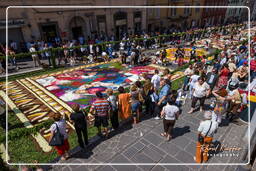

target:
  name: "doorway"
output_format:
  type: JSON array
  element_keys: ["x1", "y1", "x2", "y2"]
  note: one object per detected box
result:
[
  {"x1": 69, "y1": 16, "x2": 86, "y2": 40},
  {"x1": 40, "y1": 23, "x2": 58, "y2": 42},
  {"x1": 72, "y1": 26, "x2": 83, "y2": 40}
]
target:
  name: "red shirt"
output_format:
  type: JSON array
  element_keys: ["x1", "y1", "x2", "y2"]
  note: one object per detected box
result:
[
  {"x1": 91, "y1": 98, "x2": 110, "y2": 117},
  {"x1": 251, "y1": 60, "x2": 256, "y2": 71},
  {"x1": 220, "y1": 68, "x2": 229, "y2": 77}
]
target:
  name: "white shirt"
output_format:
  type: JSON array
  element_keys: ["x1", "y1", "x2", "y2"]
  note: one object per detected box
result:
[
  {"x1": 29, "y1": 47, "x2": 37, "y2": 57},
  {"x1": 193, "y1": 82, "x2": 210, "y2": 98},
  {"x1": 184, "y1": 68, "x2": 193, "y2": 76},
  {"x1": 190, "y1": 75, "x2": 200, "y2": 88},
  {"x1": 11, "y1": 42, "x2": 17, "y2": 50},
  {"x1": 107, "y1": 95, "x2": 117, "y2": 111},
  {"x1": 220, "y1": 57, "x2": 227, "y2": 66},
  {"x1": 43, "y1": 47, "x2": 50, "y2": 57},
  {"x1": 120, "y1": 42, "x2": 125, "y2": 50},
  {"x1": 151, "y1": 74, "x2": 161, "y2": 90},
  {"x1": 89, "y1": 45, "x2": 93, "y2": 54},
  {"x1": 198, "y1": 120, "x2": 218, "y2": 137},
  {"x1": 162, "y1": 104, "x2": 179, "y2": 120},
  {"x1": 50, "y1": 119, "x2": 68, "y2": 139}
]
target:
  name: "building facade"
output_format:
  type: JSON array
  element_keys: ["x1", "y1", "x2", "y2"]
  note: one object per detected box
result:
[
  {"x1": 0, "y1": 0, "x2": 147, "y2": 49},
  {"x1": 147, "y1": 0, "x2": 205, "y2": 32},
  {"x1": 224, "y1": 0, "x2": 248, "y2": 24},
  {"x1": 250, "y1": 0, "x2": 256, "y2": 21},
  {"x1": 201, "y1": 0, "x2": 228, "y2": 27}
]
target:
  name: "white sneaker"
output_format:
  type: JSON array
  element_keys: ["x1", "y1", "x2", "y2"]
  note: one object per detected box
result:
[{"x1": 154, "y1": 116, "x2": 161, "y2": 120}]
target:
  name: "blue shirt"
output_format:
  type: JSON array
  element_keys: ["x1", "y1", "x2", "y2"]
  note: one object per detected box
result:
[
  {"x1": 237, "y1": 59, "x2": 247, "y2": 68},
  {"x1": 159, "y1": 84, "x2": 170, "y2": 104}
]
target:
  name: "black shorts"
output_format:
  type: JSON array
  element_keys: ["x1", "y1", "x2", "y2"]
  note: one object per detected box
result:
[{"x1": 94, "y1": 116, "x2": 108, "y2": 128}]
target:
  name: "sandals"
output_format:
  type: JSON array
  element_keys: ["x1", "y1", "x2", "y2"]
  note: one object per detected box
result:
[
  {"x1": 188, "y1": 110, "x2": 194, "y2": 114},
  {"x1": 193, "y1": 156, "x2": 196, "y2": 162},
  {"x1": 166, "y1": 136, "x2": 172, "y2": 142},
  {"x1": 160, "y1": 133, "x2": 167, "y2": 137}
]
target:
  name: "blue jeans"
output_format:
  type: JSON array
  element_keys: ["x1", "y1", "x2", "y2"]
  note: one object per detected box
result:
[
  {"x1": 131, "y1": 101, "x2": 141, "y2": 112},
  {"x1": 183, "y1": 76, "x2": 190, "y2": 90}
]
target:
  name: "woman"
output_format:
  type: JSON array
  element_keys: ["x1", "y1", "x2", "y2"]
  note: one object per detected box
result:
[
  {"x1": 143, "y1": 80, "x2": 154, "y2": 115},
  {"x1": 237, "y1": 62, "x2": 248, "y2": 82},
  {"x1": 70, "y1": 104, "x2": 88, "y2": 149},
  {"x1": 211, "y1": 88, "x2": 228, "y2": 124},
  {"x1": 106, "y1": 88, "x2": 119, "y2": 130},
  {"x1": 216, "y1": 64, "x2": 230, "y2": 89},
  {"x1": 160, "y1": 98, "x2": 179, "y2": 141},
  {"x1": 49, "y1": 113, "x2": 70, "y2": 160},
  {"x1": 118, "y1": 86, "x2": 131, "y2": 120},
  {"x1": 130, "y1": 85, "x2": 141, "y2": 124},
  {"x1": 60, "y1": 41, "x2": 69, "y2": 65},
  {"x1": 8, "y1": 47, "x2": 18, "y2": 71},
  {"x1": 188, "y1": 77, "x2": 210, "y2": 113},
  {"x1": 188, "y1": 70, "x2": 200, "y2": 98}
]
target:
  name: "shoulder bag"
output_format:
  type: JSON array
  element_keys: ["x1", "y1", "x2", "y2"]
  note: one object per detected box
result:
[
  {"x1": 198, "y1": 121, "x2": 212, "y2": 144},
  {"x1": 49, "y1": 123, "x2": 64, "y2": 146}
]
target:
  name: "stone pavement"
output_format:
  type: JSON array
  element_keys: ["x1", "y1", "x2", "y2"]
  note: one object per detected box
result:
[{"x1": 48, "y1": 97, "x2": 249, "y2": 171}]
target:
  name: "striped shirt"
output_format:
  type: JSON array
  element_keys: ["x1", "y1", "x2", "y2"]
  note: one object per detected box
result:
[{"x1": 91, "y1": 98, "x2": 111, "y2": 117}]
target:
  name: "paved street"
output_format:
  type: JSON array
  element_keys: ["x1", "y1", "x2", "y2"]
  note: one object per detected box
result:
[{"x1": 48, "y1": 97, "x2": 248, "y2": 171}]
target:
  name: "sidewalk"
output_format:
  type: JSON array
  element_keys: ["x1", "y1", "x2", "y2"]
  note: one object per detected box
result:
[{"x1": 48, "y1": 97, "x2": 248, "y2": 171}]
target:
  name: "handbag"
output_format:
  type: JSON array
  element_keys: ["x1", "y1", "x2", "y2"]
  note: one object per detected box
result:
[
  {"x1": 49, "y1": 123, "x2": 64, "y2": 146},
  {"x1": 198, "y1": 121, "x2": 212, "y2": 144}
]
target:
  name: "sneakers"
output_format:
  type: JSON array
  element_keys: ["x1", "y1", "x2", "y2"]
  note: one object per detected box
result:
[{"x1": 154, "y1": 116, "x2": 161, "y2": 120}]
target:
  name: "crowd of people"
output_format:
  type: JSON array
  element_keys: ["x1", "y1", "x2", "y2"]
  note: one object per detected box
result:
[
  {"x1": 0, "y1": 23, "x2": 246, "y2": 74},
  {"x1": 8, "y1": 22, "x2": 254, "y2": 167},
  {"x1": 48, "y1": 25, "x2": 255, "y2": 163}
]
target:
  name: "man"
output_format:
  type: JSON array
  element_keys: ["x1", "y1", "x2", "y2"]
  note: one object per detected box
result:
[
  {"x1": 225, "y1": 81, "x2": 242, "y2": 122},
  {"x1": 206, "y1": 68, "x2": 218, "y2": 90},
  {"x1": 183, "y1": 64, "x2": 194, "y2": 91},
  {"x1": 228, "y1": 58, "x2": 237, "y2": 78},
  {"x1": 194, "y1": 111, "x2": 218, "y2": 163},
  {"x1": 151, "y1": 69, "x2": 161, "y2": 91},
  {"x1": 89, "y1": 91, "x2": 111, "y2": 137},
  {"x1": 43, "y1": 43, "x2": 51, "y2": 66},
  {"x1": 29, "y1": 44, "x2": 42, "y2": 67},
  {"x1": 154, "y1": 79, "x2": 170, "y2": 120},
  {"x1": 237, "y1": 56, "x2": 248, "y2": 68},
  {"x1": 220, "y1": 52, "x2": 227, "y2": 66}
]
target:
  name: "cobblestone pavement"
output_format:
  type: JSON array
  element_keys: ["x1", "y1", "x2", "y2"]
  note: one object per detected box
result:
[{"x1": 48, "y1": 97, "x2": 249, "y2": 171}]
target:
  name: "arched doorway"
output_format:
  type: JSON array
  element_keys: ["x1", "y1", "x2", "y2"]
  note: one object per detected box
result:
[
  {"x1": 113, "y1": 11, "x2": 127, "y2": 39},
  {"x1": 69, "y1": 16, "x2": 86, "y2": 40}
]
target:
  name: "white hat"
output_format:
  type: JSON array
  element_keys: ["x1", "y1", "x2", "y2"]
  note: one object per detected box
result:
[{"x1": 204, "y1": 111, "x2": 212, "y2": 120}]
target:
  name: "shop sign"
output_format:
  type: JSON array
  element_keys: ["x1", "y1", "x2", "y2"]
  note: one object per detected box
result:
[
  {"x1": 116, "y1": 19, "x2": 126, "y2": 26},
  {"x1": 134, "y1": 18, "x2": 141, "y2": 23},
  {"x1": 0, "y1": 19, "x2": 25, "y2": 27}
]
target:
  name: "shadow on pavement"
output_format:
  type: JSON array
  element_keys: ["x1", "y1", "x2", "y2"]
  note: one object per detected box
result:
[{"x1": 172, "y1": 126, "x2": 190, "y2": 139}]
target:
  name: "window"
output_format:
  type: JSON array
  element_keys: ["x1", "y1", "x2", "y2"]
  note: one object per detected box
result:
[
  {"x1": 148, "y1": 8, "x2": 153, "y2": 17},
  {"x1": 184, "y1": 6, "x2": 190, "y2": 15},
  {"x1": 155, "y1": 9, "x2": 160, "y2": 19},
  {"x1": 196, "y1": 3, "x2": 200, "y2": 13},
  {"x1": 134, "y1": 11, "x2": 141, "y2": 18},
  {"x1": 170, "y1": 8, "x2": 177, "y2": 16}
]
